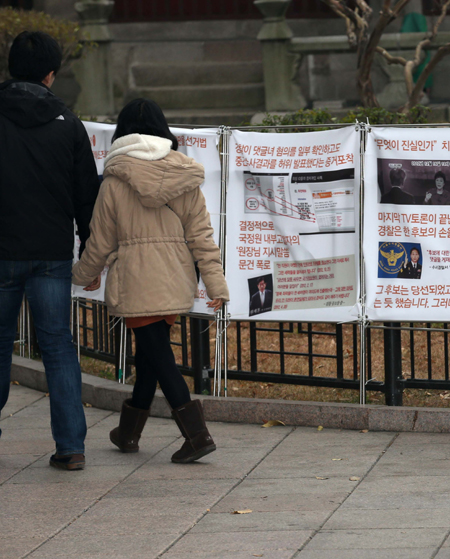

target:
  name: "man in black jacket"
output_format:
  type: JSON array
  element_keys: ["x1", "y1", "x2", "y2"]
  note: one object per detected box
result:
[
  {"x1": 0, "y1": 32, "x2": 100, "y2": 470},
  {"x1": 380, "y1": 168, "x2": 415, "y2": 205}
]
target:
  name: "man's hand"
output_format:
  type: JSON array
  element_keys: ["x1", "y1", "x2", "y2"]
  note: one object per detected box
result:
[
  {"x1": 207, "y1": 298, "x2": 225, "y2": 312},
  {"x1": 83, "y1": 275, "x2": 101, "y2": 292}
]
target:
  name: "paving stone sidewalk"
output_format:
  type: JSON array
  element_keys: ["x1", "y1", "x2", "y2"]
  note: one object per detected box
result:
[{"x1": 2, "y1": 384, "x2": 450, "y2": 559}]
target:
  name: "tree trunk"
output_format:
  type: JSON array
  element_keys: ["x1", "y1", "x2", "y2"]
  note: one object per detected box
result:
[{"x1": 357, "y1": 68, "x2": 379, "y2": 107}]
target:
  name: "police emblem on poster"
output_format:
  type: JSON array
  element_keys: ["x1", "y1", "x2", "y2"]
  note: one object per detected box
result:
[{"x1": 378, "y1": 242, "x2": 406, "y2": 277}]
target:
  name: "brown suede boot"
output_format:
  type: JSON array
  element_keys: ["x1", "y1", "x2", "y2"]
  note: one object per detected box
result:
[
  {"x1": 109, "y1": 399, "x2": 149, "y2": 453},
  {"x1": 171, "y1": 400, "x2": 216, "y2": 463}
]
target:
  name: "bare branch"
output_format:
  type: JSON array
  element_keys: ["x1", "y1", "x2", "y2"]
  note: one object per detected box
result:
[
  {"x1": 320, "y1": 0, "x2": 366, "y2": 30},
  {"x1": 345, "y1": 16, "x2": 358, "y2": 49},
  {"x1": 403, "y1": 43, "x2": 450, "y2": 111},
  {"x1": 401, "y1": 1, "x2": 449, "y2": 100},
  {"x1": 355, "y1": 0, "x2": 372, "y2": 18},
  {"x1": 391, "y1": 0, "x2": 412, "y2": 17},
  {"x1": 403, "y1": 38, "x2": 431, "y2": 94},
  {"x1": 376, "y1": 46, "x2": 407, "y2": 66},
  {"x1": 430, "y1": 0, "x2": 450, "y2": 40}
]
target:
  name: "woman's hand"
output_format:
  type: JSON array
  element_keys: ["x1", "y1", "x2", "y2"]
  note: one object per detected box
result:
[
  {"x1": 207, "y1": 298, "x2": 225, "y2": 312},
  {"x1": 83, "y1": 275, "x2": 101, "y2": 292}
]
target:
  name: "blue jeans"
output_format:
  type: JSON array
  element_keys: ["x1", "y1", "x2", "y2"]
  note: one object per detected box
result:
[{"x1": 0, "y1": 260, "x2": 86, "y2": 455}]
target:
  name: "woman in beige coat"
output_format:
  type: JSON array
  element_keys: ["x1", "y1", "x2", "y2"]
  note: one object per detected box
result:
[{"x1": 72, "y1": 99, "x2": 229, "y2": 463}]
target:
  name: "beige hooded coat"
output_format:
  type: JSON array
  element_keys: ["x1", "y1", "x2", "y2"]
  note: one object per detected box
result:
[{"x1": 72, "y1": 133, "x2": 229, "y2": 317}]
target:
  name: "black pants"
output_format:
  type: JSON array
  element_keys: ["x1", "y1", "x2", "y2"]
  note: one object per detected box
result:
[{"x1": 131, "y1": 320, "x2": 191, "y2": 411}]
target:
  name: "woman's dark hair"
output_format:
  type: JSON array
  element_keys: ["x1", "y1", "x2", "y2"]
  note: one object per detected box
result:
[
  {"x1": 8, "y1": 31, "x2": 62, "y2": 82},
  {"x1": 112, "y1": 98, "x2": 178, "y2": 150},
  {"x1": 435, "y1": 170, "x2": 446, "y2": 183}
]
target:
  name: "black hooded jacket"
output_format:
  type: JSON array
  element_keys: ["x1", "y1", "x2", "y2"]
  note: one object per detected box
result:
[{"x1": 0, "y1": 79, "x2": 100, "y2": 260}]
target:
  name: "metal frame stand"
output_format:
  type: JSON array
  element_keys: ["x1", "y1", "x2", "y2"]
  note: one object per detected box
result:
[
  {"x1": 358, "y1": 122, "x2": 368, "y2": 405},
  {"x1": 214, "y1": 126, "x2": 230, "y2": 397}
]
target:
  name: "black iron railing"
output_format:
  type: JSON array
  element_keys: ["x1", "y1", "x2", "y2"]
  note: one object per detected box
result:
[{"x1": 19, "y1": 298, "x2": 450, "y2": 405}]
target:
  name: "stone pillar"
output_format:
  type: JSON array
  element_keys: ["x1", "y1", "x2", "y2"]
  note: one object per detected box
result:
[
  {"x1": 254, "y1": 0, "x2": 306, "y2": 111},
  {"x1": 72, "y1": 0, "x2": 115, "y2": 116}
]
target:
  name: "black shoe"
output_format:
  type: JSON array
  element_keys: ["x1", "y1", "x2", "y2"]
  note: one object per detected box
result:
[{"x1": 49, "y1": 453, "x2": 85, "y2": 470}]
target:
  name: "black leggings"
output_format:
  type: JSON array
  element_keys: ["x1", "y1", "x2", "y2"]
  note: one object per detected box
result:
[{"x1": 131, "y1": 320, "x2": 191, "y2": 411}]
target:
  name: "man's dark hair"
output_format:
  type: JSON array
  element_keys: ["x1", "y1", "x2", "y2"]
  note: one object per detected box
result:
[
  {"x1": 8, "y1": 31, "x2": 62, "y2": 82},
  {"x1": 113, "y1": 98, "x2": 178, "y2": 150},
  {"x1": 435, "y1": 170, "x2": 446, "y2": 183},
  {"x1": 389, "y1": 168, "x2": 406, "y2": 187},
  {"x1": 256, "y1": 277, "x2": 266, "y2": 285}
]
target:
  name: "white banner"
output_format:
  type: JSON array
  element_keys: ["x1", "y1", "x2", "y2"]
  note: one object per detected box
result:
[
  {"x1": 73, "y1": 124, "x2": 221, "y2": 316},
  {"x1": 226, "y1": 127, "x2": 360, "y2": 322},
  {"x1": 171, "y1": 128, "x2": 221, "y2": 316},
  {"x1": 365, "y1": 127, "x2": 450, "y2": 321},
  {"x1": 72, "y1": 121, "x2": 115, "y2": 301}
]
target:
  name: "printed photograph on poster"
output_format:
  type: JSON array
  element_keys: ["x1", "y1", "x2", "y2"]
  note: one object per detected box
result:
[
  {"x1": 378, "y1": 159, "x2": 450, "y2": 205},
  {"x1": 248, "y1": 274, "x2": 273, "y2": 316},
  {"x1": 243, "y1": 168, "x2": 355, "y2": 234},
  {"x1": 378, "y1": 241, "x2": 422, "y2": 279}
]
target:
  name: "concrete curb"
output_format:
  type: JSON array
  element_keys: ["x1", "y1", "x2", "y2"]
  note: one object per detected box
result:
[{"x1": 10, "y1": 355, "x2": 450, "y2": 432}]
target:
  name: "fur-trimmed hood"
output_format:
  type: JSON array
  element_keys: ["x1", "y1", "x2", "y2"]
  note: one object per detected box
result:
[{"x1": 103, "y1": 133, "x2": 204, "y2": 208}]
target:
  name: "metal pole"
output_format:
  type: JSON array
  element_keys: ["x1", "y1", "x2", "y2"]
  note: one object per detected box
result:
[
  {"x1": 76, "y1": 298, "x2": 81, "y2": 363},
  {"x1": 213, "y1": 316, "x2": 219, "y2": 396},
  {"x1": 213, "y1": 125, "x2": 230, "y2": 397},
  {"x1": 118, "y1": 318, "x2": 124, "y2": 383},
  {"x1": 220, "y1": 127, "x2": 230, "y2": 398},
  {"x1": 27, "y1": 300, "x2": 31, "y2": 359},
  {"x1": 19, "y1": 300, "x2": 24, "y2": 357},
  {"x1": 190, "y1": 317, "x2": 211, "y2": 395},
  {"x1": 223, "y1": 309, "x2": 228, "y2": 397},
  {"x1": 358, "y1": 123, "x2": 368, "y2": 405},
  {"x1": 121, "y1": 320, "x2": 127, "y2": 384},
  {"x1": 384, "y1": 322, "x2": 403, "y2": 406}
]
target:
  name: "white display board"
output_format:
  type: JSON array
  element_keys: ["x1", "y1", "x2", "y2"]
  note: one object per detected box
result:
[
  {"x1": 71, "y1": 121, "x2": 115, "y2": 301},
  {"x1": 226, "y1": 127, "x2": 361, "y2": 322},
  {"x1": 72, "y1": 123, "x2": 221, "y2": 316},
  {"x1": 365, "y1": 127, "x2": 450, "y2": 321},
  {"x1": 171, "y1": 128, "x2": 221, "y2": 316}
]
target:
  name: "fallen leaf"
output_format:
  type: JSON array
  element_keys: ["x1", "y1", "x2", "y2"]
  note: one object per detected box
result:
[
  {"x1": 360, "y1": 429, "x2": 368, "y2": 433},
  {"x1": 332, "y1": 458, "x2": 343, "y2": 461},
  {"x1": 206, "y1": 509, "x2": 210, "y2": 512},
  {"x1": 317, "y1": 426, "x2": 324, "y2": 431},
  {"x1": 349, "y1": 476, "x2": 360, "y2": 481},
  {"x1": 45, "y1": 393, "x2": 49, "y2": 397},
  {"x1": 232, "y1": 509, "x2": 252, "y2": 514},
  {"x1": 11, "y1": 381, "x2": 19, "y2": 385},
  {"x1": 262, "y1": 420, "x2": 285, "y2": 428},
  {"x1": 83, "y1": 402, "x2": 92, "y2": 408},
  {"x1": 315, "y1": 476, "x2": 329, "y2": 480}
]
